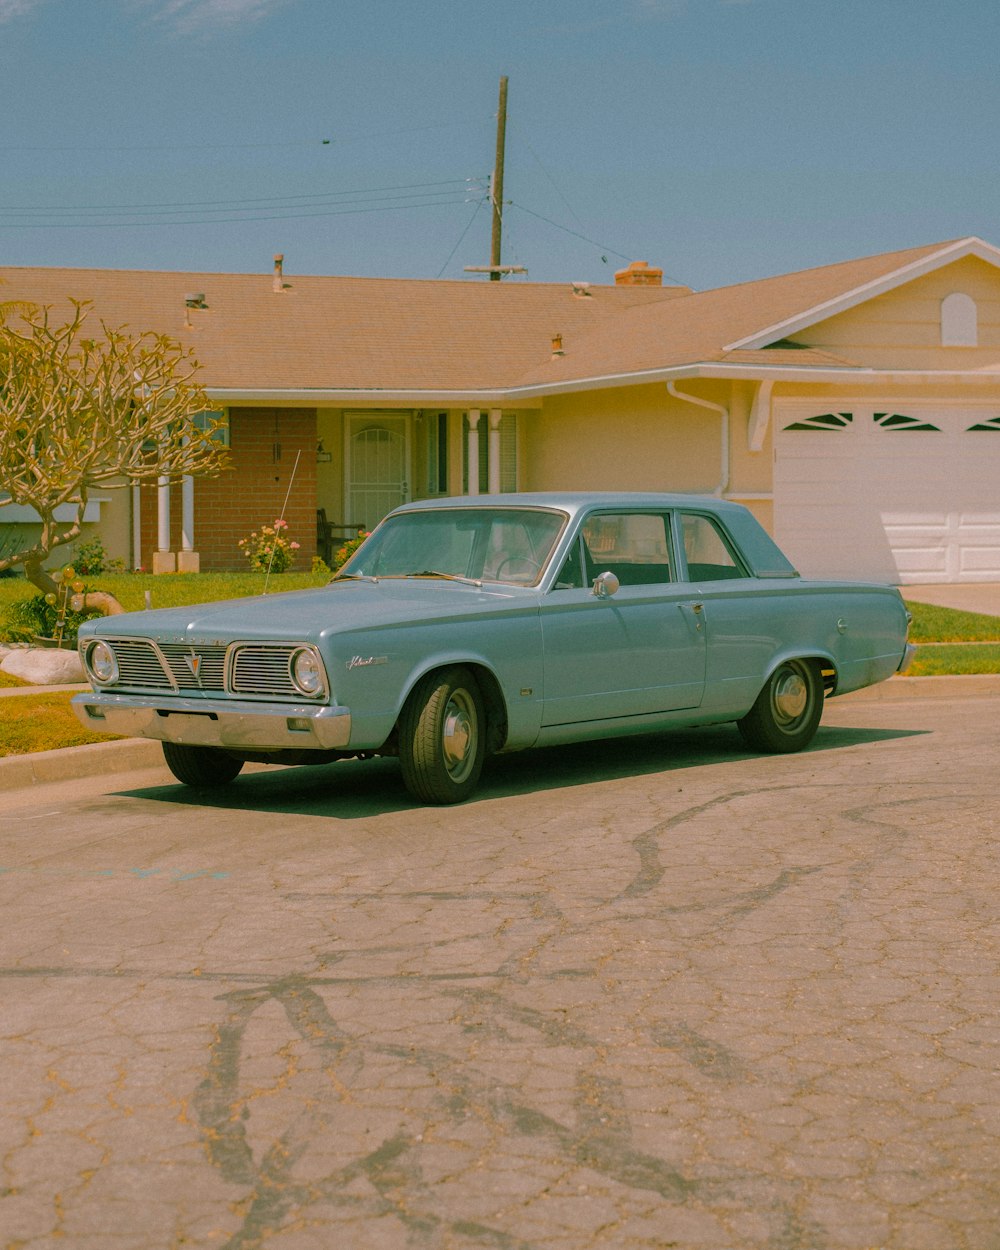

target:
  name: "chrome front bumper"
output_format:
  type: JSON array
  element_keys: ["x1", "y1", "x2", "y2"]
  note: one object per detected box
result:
[{"x1": 71, "y1": 692, "x2": 352, "y2": 751}]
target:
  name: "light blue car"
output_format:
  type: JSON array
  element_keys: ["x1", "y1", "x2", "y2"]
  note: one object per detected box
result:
[{"x1": 73, "y1": 493, "x2": 914, "y2": 804}]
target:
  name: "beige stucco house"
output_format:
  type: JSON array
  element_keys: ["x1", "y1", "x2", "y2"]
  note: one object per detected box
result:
[{"x1": 3, "y1": 235, "x2": 1000, "y2": 584}]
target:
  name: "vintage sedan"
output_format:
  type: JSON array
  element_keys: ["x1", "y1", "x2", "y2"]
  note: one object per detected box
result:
[{"x1": 73, "y1": 493, "x2": 914, "y2": 804}]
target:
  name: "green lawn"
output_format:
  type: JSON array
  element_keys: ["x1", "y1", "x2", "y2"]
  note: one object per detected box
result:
[
  {"x1": 901, "y1": 601, "x2": 1000, "y2": 674},
  {"x1": 907, "y1": 644, "x2": 1000, "y2": 676},
  {"x1": 0, "y1": 690, "x2": 121, "y2": 757},
  {"x1": 0, "y1": 569, "x2": 329, "y2": 618},
  {"x1": 903, "y1": 600, "x2": 1000, "y2": 643}
]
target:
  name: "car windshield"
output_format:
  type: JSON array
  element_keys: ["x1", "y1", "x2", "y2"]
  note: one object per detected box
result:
[{"x1": 336, "y1": 507, "x2": 567, "y2": 586}]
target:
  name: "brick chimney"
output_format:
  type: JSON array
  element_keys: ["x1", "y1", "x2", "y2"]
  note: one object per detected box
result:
[{"x1": 614, "y1": 260, "x2": 663, "y2": 287}]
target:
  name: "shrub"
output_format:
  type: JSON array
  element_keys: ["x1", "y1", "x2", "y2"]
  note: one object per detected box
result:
[
  {"x1": 237, "y1": 519, "x2": 301, "y2": 574},
  {"x1": 70, "y1": 536, "x2": 127, "y2": 576},
  {"x1": 1, "y1": 592, "x2": 101, "y2": 647},
  {"x1": 332, "y1": 530, "x2": 370, "y2": 570}
]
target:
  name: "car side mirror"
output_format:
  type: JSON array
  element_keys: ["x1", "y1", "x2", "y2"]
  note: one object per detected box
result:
[{"x1": 592, "y1": 570, "x2": 620, "y2": 599}]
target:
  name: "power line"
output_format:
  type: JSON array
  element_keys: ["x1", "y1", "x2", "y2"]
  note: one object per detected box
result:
[
  {"x1": 0, "y1": 178, "x2": 486, "y2": 215},
  {"x1": 0, "y1": 195, "x2": 485, "y2": 230},
  {"x1": 511, "y1": 122, "x2": 586, "y2": 231},
  {"x1": 437, "y1": 199, "x2": 486, "y2": 278},
  {"x1": 0, "y1": 119, "x2": 476, "y2": 155},
  {"x1": 507, "y1": 201, "x2": 689, "y2": 285},
  {"x1": 507, "y1": 201, "x2": 633, "y2": 262}
]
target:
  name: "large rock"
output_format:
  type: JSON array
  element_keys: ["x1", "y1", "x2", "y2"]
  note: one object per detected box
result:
[{"x1": 1, "y1": 646, "x2": 86, "y2": 685}]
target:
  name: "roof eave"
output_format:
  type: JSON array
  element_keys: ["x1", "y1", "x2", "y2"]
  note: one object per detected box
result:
[{"x1": 207, "y1": 362, "x2": 1000, "y2": 409}]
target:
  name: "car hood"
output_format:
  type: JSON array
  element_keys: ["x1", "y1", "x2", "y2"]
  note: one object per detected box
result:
[{"x1": 82, "y1": 579, "x2": 536, "y2": 645}]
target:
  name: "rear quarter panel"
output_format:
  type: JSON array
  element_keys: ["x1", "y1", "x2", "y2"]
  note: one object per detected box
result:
[{"x1": 695, "y1": 580, "x2": 909, "y2": 713}]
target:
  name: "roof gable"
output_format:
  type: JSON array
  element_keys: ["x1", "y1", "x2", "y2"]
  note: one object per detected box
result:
[{"x1": 723, "y1": 236, "x2": 1000, "y2": 350}]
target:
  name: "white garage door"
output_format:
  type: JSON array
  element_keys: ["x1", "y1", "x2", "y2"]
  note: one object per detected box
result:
[{"x1": 773, "y1": 402, "x2": 1000, "y2": 584}]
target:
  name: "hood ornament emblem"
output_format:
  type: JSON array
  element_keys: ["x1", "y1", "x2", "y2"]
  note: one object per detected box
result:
[{"x1": 184, "y1": 652, "x2": 202, "y2": 681}]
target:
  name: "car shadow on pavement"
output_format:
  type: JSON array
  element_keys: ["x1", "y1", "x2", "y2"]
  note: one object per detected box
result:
[{"x1": 116, "y1": 723, "x2": 927, "y2": 819}]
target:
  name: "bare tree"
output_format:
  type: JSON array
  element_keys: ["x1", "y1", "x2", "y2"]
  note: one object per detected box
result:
[{"x1": 0, "y1": 301, "x2": 228, "y2": 610}]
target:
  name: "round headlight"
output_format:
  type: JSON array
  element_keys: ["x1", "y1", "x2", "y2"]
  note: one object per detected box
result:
[
  {"x1": 87, "y1": 640, "x2": 119, "y2": 685},
  {"x1": 291, "y1": 648, "x2": 325, "y2": 696}
]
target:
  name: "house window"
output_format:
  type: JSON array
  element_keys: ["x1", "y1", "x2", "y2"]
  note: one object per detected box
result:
[
  {"x1": 941, "y1": 293, "x2": 977, "y2": 346},
  {"x1": 193, "y1": 409, "x2": 230, "y2": 446},
  {"x1": 462, "y1": 413, "x2": 517, "y2": 492},
  {"x1": 426, "y1": 412, "x2": 448, "y2": 494}
]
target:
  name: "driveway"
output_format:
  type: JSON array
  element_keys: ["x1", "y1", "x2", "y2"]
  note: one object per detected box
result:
[
  {"x1": 3, "y1": 689, "x2": 1000, "y2": 1249},
  {"x1": 901, "y1": 581, "x2": 1000, "y2": 615}
]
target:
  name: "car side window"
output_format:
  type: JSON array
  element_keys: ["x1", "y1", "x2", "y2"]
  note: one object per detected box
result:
[
  {"x1": 681, "y1": 513, "x2": 747, "y2": 581},
  {"x1": 580, "y1": 513, "x2": 672, "y2": 586},
  {"x1": 553, "y1": 539, "x2": 585, "y2": 589}
]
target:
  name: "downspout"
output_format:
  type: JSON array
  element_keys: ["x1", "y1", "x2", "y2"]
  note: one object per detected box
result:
[{"x1": 666, "y1": 381, "x2": 729, "y2": 496}]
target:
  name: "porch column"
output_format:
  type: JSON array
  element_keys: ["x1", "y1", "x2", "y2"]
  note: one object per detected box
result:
[
  {"x1": 488, "y1": 409, "x2": 502, "y2": 494},
  {"x1": 177, "y1": 475, "x2": 200, "y2": 572},
  {"x1": 467, "y1": 409, "x2": 481, "y2": 496},
  {"x1": 131, "y1": 484, "x2": 142, "y2": 571},
  {"x1": 153, "y1": 475, "x2": 176, "y2": 573}
]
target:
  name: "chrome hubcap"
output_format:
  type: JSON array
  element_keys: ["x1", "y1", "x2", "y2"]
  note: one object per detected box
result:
[
  {"x1": 772, "y1": 668, "x2": 808, "y2": 726},
  {"x1": 442, "y1": 690, "x2": 477, "y2": 781}
]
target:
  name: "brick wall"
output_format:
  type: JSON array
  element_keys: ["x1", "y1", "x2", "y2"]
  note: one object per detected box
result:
[{"x1": 140, "y1": 408, "x2": 318, "y2": 571}]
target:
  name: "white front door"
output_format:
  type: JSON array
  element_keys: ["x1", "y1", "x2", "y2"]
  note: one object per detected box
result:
[{"x1": 344, "y1": 413, "x2": 410, "y2": 530}]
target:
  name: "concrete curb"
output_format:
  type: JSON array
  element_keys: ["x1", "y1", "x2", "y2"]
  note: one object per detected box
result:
[
  {"x1": 3, "y1": 674, "x2": 1000, "y2": 795},
  {"x1": 838, "y1": 673, "x2": 1000, "y2": 700},
  {"x1": 1, "y1": 738, "x2": 166, "y2": 792}
]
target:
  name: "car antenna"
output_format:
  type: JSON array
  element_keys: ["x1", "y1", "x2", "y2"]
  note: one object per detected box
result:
[{"x1": 263, "y1": 448, "x2": 301, "y2": 595}]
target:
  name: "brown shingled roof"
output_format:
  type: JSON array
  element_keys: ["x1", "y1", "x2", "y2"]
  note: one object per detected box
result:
[
  {"x1": 0, "y1": 238, "x2": 983, "y2": 396},
  {"x1": 512, "y1": 239, "x2": 958, "y2": 386},
  {"x1": 0, "y1": 266, "x2": 687, "y2": 391}
]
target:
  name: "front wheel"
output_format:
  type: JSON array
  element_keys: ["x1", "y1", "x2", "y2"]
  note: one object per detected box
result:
[
  {"x1": 162, "y1": 742, "x2": 244, "y2": 788},
  {"x1": 737, "y1": 659, "x2": 823, "y2": 754},
  {"x1": 398, "y1": 666, "x2": 486, "y2": 804}
]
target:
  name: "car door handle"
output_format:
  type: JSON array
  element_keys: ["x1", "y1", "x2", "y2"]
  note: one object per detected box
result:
[{"x1": 692, "y1": 603, "x2": 704, "y2": 614}]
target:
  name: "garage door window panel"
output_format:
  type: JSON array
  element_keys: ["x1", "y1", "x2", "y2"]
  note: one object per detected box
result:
[
  {"x1": 874, "y1": 412, "x2": 941, "y2": 432},
  {"x1": 783, "y1": 412, "x2": 853, "y2": 432}
]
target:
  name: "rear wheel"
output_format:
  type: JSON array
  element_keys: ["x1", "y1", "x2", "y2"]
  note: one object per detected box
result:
[
  {"x1": 398, "y1": 666, "x2": 486, "y2": 804},
  {"x1": 162, "y1": 742, "x2": 244, "y2": 788},
  {"x1": 737, "y1": 659, "x2": 823, "y2": 753}
]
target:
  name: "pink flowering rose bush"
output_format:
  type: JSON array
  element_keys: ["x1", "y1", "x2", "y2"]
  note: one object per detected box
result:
[{"x1": 237, "y1": 518, "x2": 301, "y2": 573}]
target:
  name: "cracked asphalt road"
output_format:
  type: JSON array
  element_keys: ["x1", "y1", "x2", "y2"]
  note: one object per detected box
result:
[{"x1": 3, "y1": 691, "x2": 1000, "y2": 1249}]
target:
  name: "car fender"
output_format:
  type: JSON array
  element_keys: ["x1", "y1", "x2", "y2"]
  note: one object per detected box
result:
[
  {"x1": 754, "y1": 647, "x2": 838, "y2": 699},
  {"x1": 344, "y1": 645, "x2": 543, "y2": 752}
]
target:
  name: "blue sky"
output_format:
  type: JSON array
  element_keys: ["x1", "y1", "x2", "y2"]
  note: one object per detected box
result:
[{"x1": 3, "y1": 0, "x2": 999, "y2": 291}]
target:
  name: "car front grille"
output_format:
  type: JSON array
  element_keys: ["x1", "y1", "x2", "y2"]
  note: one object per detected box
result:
[
  {"x1": 112, "y1": 639, "x2": 173, "y2": 689},
  {"x1": 232, "y1": 645, "x2": 296, "y2": 695},
  {"x1": 94, "y1": 639, "x2": 320, "y2": 700},
  {"x1": 159, "y1": 643, "x2": 228, "y2": 691}
]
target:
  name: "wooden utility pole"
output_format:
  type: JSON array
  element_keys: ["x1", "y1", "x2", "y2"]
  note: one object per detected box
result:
[{"x1": 489, "y1": 76, "x2": 508, "y2": 281}]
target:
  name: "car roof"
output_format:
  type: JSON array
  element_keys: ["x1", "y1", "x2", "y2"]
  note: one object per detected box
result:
[
  {"x1": 387, "y1": 493, "x2": 799, "y2": 579},
  {"x1": 390, "y1": 492, "x2": 746, "y2": 517}
]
